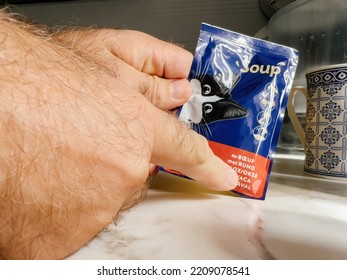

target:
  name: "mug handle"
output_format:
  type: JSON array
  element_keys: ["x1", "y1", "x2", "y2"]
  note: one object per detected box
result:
[{"x1": 287, "y1": 86, "x2": 307, "y2": 148}]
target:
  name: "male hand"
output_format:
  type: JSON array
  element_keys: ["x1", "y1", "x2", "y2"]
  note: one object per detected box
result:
[
  {"x1": 0, "y1": 17, "x2": 238, "y2": 260},
  {"x1": 55, "y1": 28, "x2": 193, "y2": 110},
  {"x1": 55, "y1": 28, "x2": 195, "y2": 175}
]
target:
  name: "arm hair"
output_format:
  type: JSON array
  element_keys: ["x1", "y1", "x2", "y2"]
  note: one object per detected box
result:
[{"x1": 0, "y1": 9, "x2": 142, "y2": 259}]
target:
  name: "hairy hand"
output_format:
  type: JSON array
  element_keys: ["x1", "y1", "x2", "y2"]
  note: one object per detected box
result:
[
  {"x1": 0, "y1": 14, "x2": 238, "y2": 260},
  {"x1": 55, "y1": 28, "x2": 194, "y2": 176},
  {"x1": 54, "y1": 28, "x2": 193, "y2": 110}
]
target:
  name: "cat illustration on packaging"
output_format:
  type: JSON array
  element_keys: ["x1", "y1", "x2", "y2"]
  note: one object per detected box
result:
[{"x1": 179, "y1": 74, "x2": 248, "y2": 130}]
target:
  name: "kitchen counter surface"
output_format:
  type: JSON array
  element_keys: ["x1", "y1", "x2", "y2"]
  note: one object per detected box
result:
[{"x1": 67, "y1": 154, "x2": 347, "y2": 260}]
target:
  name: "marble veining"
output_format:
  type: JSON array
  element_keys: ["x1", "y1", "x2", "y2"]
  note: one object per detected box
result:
[{"x1": 67, "y1": 155, "x2": 347, "y2": 260}]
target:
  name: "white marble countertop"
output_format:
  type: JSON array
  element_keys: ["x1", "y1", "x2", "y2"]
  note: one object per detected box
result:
[{"x1": 67, "y1": 154, "x2": 347, "y2": 260}]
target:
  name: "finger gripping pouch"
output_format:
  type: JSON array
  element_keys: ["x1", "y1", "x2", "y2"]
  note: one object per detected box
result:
[{"x1": 165, "y1": 23, "x2": 299, "y2": 200}]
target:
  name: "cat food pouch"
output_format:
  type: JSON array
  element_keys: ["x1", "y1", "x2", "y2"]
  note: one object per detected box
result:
[{"x1": 165, "y1": 23, "x2": 298, "y2": 200}]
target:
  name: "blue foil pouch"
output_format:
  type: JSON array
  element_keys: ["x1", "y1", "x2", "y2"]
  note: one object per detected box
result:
[{"x1": 164, "y1": 23, "x2": 298, "y2": 200}]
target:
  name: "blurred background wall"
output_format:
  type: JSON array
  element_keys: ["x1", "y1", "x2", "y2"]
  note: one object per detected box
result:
[{"x1": 5, "y1": 0, "x2": 268, "y2": 52}]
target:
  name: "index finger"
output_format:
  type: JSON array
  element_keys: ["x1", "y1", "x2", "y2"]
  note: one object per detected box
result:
[{"x1": 149, "y1": 107, "x2": 239, "y2": 191}]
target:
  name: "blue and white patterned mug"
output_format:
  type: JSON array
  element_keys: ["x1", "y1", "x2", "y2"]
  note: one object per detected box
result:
[{"x1": 288, "y1": 64, "x2": 347, "y2": 180}]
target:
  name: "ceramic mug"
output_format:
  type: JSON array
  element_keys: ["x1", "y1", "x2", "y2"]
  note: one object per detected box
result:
[{"x1": 287, "y1": 63, "x2": 347, "y2": 180}]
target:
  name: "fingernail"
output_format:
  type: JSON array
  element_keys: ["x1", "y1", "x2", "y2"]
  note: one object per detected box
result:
[
  {"x1": 171, "y1": 79, "x2": 191, "y2": 101},
  {"x1": 226, "y1": 167, "x2": 239, "y2": 190}
]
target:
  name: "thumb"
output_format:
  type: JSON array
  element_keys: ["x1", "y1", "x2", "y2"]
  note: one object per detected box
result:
[
  {"x1": 143, "y1": 76, "x2": 192, "y2": 110},
  {"x1": 105, "y1": 55, "x2": 192, "y2": 111}
]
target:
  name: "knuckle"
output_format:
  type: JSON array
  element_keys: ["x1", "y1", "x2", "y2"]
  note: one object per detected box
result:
[
  {"x1": 140, "y1": 75, "x2": 165, "y2": 108},
  {"x1": 126, "y1": 167, "x2": 149, "y2": 189},
  {"x1": 119, "y1": 149, "x2": 151, "y2": 186},
  {"x1": 112, "y1": 156, "x2": 150, "y2": 193}
]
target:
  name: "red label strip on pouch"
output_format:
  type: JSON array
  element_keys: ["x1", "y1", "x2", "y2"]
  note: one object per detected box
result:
[{"x1": 163, "y1": 23, "x2": 298, "y2": 200}]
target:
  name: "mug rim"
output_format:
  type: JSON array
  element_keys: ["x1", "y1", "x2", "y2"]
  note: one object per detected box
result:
[{"x1": 305, "y1": 63, "x2": 347, "y2": 76}]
